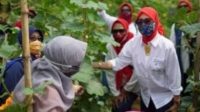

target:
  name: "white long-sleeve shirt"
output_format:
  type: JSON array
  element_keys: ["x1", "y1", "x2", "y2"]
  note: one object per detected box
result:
[
  {"x1": 97, "y1": 10, "x2": 137, "y2": 36},
  {"x1": 105, "y1": 44, "x2": 139, "y2": 96},
  {"x1": 110, "y1": 33, "x2": 182, "y2": 109}
]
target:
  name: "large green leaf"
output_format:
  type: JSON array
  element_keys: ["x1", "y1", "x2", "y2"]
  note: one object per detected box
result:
[
  {"x1": 94, "y1": 32, "x2": 119, "y2": 46},
  {"x1": 0, "y1": 40, "x2": 21, "y2": 59},
  {"x1": 72, "y1": 62, "x2": 94, "y2": 83},
  {"x1": 4, "y1": 103, "x2": 27, "y2": 112},
  {"x1": 86, "y1": 80, "x2": 105, "y2": 96},
  {"x1": 97, "y1": 2, "x2": 108, "y2": 10},
  {"x1": 181, "y1": 23, "x2": 200, "y2": 36}
]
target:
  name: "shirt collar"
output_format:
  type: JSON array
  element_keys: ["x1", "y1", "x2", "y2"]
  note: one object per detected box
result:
[
  {"x1": 150, "y1": 32, "x2": 160, "y2": 48},
  {"x1": 139, "y1": 32, "x2": 160, "y2": 48}
]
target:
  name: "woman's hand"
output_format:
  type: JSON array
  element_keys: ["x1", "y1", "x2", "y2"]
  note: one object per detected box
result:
[
  {"x1": 92, "y1": 61, "x2": 113, "y2": 70},
  {"x1": 112, "y1": 89, "x2": 129, "y2": 108},
  {"x1": 166, "y1": 95, "x2": 180, "y2": 112},
  {"x1": 91, "y1": 62, "x2": 102, "y2": 69},
  {"x1": 73, "y1": 85, "x2": 84, "y2": 96}
]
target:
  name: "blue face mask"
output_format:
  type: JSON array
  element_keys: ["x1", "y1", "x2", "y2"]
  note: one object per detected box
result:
[{"x1": 137, "y1": 22, "x2": 155, "y2": 37}]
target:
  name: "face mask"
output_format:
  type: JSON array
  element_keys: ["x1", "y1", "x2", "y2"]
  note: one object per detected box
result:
[
  {"x1": 121, "y1": 13, "x2": 131, "y2": 18},
  {"x1": 45, "y1": 56, "x2": 80, "y2": 77},
  {"x1": 30, "y1": 40, "x2": 42, "y2": 55},
  {"x1": 63, "y1": 66, "x2": 80, "y2": 77},
  {"x1": 138, "y1": 22, "x2": 155, "y2": 37}
]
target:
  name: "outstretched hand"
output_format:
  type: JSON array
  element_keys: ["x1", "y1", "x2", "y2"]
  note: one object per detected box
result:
[
  {"x1": 73, "y1": 85, "x2": 84, "y2": 96},
  {"x1": 112, "y1": 89, "x2": 129, "y2": 108},
  {"x1": 91, "y1": 62, "x2": 101, "y2": 69},
  {"x1": 92, "y1": 61, "x2": 113, "y2": 70}
]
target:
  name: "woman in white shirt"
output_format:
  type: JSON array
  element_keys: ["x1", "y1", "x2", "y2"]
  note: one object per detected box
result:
[
  {"x1": 97, "y1": 2, "x2": 137, "y2": 35},
  {"x1": 93, "y1": 7, "x2": 182, "y2": 112},
  {"x1": 104, "y1": 18, "x2": 138, "y2": 112},
  {"x1": 169, "y1": 0, "x2": 192, "y2": 93}
]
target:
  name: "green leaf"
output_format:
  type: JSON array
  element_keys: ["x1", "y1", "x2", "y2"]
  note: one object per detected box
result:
[
  {"x1": 180, "y1": 23, "x2": 200, "y2": 36},
  {"x1": 23, "y1": 81, "x2": 52, "y2": 95},
  {"x1": 23, "y1": 88, "x2": 34, "y2": 95},
  {"x1": 72, "y1": 62, "x2": 94, "y2": 83},
  {"x1": 97, "y1": 101, "x2": 104, "y2": 106},
  {"x1": 184, "y1": 83, "x2": 193, "y2": 93},
  {"x1": 86, "y1": 1, "x2": 98, "y2": 9},
  {"x1": 70, "y1": 0, "x2": 86, "y2": 8},
  {"x1": 97, "y1": 2, "x2": 108, "y2": 10},
  {"x1": 0, "y1": 40, "x2": 21, "y2": 59},
  {"x1": 5, "y1": 103, "x2": 27, "y2": 112},
  {"x1": 94, "y1": 32, "x2": 119, "y2": 46},
  {"x1": 86, "y1": 80, "x2": 105, "y2": 96},
  {"x1": 34, "y1": 81, "x2": 53, "y2": 94}
]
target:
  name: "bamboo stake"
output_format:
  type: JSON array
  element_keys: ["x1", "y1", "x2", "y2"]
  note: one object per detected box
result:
[
  {"x1": 20, "y1": 0, "x2": 32, "y2": 112},
  {"x1": 192, "y1": 0, "x2": 200, "y2": 111}
]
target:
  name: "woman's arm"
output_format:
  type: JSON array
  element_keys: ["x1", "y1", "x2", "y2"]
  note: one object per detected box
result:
[
  {"x1": 92, "y1": 39, "x2": 133, "y2": 71},
  {"x1": 97, "y1": 9, "x2": 117, "y2": 30}
]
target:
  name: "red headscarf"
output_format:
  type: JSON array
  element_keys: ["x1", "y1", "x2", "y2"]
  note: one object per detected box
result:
[
  {"x1": 178, "y1": 0, "x2": 192, "y2": 12},
  {"x1": 118, "y1": 2, "x2": 133, "y2": 24},
  {"x1": 111, "y1": 19, "x2": 133, "y2": 90},
  {"x1": 136, "y1": 7, "x2": 164, "y2": 44}
]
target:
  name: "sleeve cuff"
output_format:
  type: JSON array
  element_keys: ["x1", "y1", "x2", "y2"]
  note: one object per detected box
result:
[
  {"x1": 97, "y1": 10, "x2": 105, "y2": 16},
  {"x1": 171, "y1": 87, "x2": 183, "y2": 95},
  {"x1": 112, "y1": 91, "x2": 120, "y2": 96},
  {"x1": 108, "y1": 59, "x2": 117, "y2": 71}
]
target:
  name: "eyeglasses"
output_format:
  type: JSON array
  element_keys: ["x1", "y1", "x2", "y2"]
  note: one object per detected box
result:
[
  {"x1": 111, "y1": 29, "x2": 126, "y2": 34},
  {"x1": 136, "y1": 18, "x2": 152, "y2": 25}
]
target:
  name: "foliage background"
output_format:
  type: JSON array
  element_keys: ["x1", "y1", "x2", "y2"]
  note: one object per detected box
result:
[{"x1": 0, "y1": 0, "x2": 199, "y2": 112}]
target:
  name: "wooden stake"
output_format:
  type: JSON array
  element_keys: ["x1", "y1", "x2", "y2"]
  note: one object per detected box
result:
[
  {"x1": 192, "y1": 0, "x2": 200, "y2": 111},
  {"x1": 20, "y1": 0, "x2": 32, "y2": 112}
]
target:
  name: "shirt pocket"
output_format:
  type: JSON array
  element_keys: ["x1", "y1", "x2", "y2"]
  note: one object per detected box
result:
[
  {"x1": 150, "y1": 58, "x2": 165, "y2": 73},
  {"x1": 150, "y1": 58, "x2": 166, "y2": 87}
]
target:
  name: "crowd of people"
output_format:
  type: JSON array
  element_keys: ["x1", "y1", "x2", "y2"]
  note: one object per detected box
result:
[{"x1": 0, "y1": 0, "x2": 194, "y2": 112}]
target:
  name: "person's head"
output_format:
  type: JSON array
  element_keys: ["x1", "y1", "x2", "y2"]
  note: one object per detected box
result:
[
  {"x1": 44, "y1": 36, "x2": 87, "y2": 77},
  {"x1": 111, "y1": 19, "x2": 129, "y2": 44},
  {"x1": 136, "y1": 7, "x2": 164, "y2": 38},
  {"x1": 118, "y1": 2, "x2": 133, "y2": 24},
  {"x1": 177, "y1": 0, "x2": 192, "y2": 12},
  {"x1": 17, "y1": 27, "x2": 44, "y2": 57}
]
